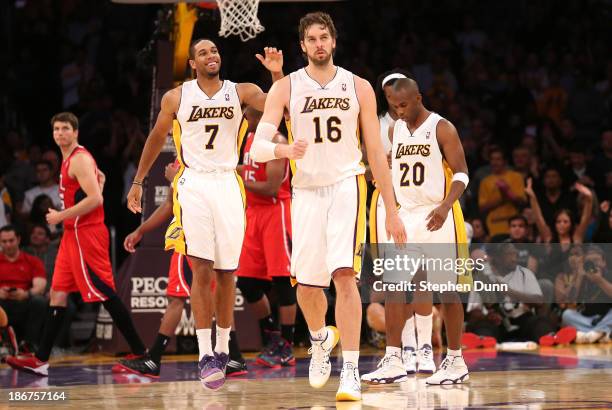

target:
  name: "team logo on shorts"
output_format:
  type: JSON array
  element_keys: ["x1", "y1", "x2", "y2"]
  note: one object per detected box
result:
[
  {"x1": 166, "y1": 226, "x2": 183, "y2": 240},
  {"x1": 355, "y1": 243, "x2": 363, "y2": 257}
]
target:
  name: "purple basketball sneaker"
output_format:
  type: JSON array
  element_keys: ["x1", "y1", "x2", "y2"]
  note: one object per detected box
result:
[{"x1": 199, "y1": 353, "x2": 228, "y2": 390}]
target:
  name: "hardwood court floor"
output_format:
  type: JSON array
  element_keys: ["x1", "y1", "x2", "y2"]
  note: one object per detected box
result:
[{"x1": 1, "y1": 345, "x2": 611, "y2": 409}]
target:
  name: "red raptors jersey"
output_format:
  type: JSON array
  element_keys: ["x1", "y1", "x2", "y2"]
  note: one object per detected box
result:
[
  {"x1": 59, "y1": 145, "x2": 104, "y2": 229},
  {"x1": 243, "y1": 132, "x2": 291, "y2": 206}
]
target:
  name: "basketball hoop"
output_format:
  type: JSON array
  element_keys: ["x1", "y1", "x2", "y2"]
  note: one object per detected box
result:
[{"x1": 215, "y1": 0, "x2": 265, "y2": 42}]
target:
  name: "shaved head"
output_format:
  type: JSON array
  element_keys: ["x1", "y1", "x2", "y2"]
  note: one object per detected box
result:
[
  {"x1": 392, "y1": 78, "x2": 420, "y2": 95},
  {"x1": 387, "y1": 77, "x2": 424, "y2": 125}
]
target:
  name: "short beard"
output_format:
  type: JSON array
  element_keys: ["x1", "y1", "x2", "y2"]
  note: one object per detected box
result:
[
  {"x1": 195, "y1": 68, "x2": 220, "y2": 79},
  {"x1": 305, "y1": 47, "x2": 335, "y2": 66}
]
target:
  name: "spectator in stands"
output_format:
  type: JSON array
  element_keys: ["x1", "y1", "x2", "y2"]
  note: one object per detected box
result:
[
  {"x1": 561, "y1": 246, "x2": 612, "y2": 344},
  {"x1": 24, "y1": 224, "x2": 58, "y2": 293},
  {"x1": 555, "y1": 245, "x2": 585, "y2": 308},
  {"x1": 566, "y1": 144, "x2": 597, "y2": 189},
  {"x1": 466, "y1": 243, "x2": 553, "y2": 342},
  {"x1": 0, "y1": 173, "x2": 12, "y2": 228},
  {"x1": 592, "y1": 130, "x2": 612, "y2": 202},
  {"x1": 593, "y1": 201, "x2": 612, "y2": 243},
  {"x1": 504, "y1": 215, "x2": 538, "y2": 272},
  {"x1": 537, "y1": 71, "x2": 567, "y2": 125},
  {"x1": 526, "y1": 178, "x2": 593, "y2": 245},
  {"x1": 511, "y1": 145, "x2": 538, "y2": 182},
  {"x1": 20, "y1": 161, "x2": 61, "y2": 215},
  {"x1": 0, "y1": 225, "x2": 47, "y2": 350},
  {"x1": 479, "y1": 148, "x2": 527, "y2": 237},
  {"x1": 29, "y1": 195, "x2": 62, "y2": 239},
  {"x1": 536, "y1": 167, "x2": 578, "y2": 227},
  {"x1": 470, "y1": 217, "x2": 490, "y2": 244},
  {"x1": 41, "y1": 150, "x2": 61, "y2": 183}
]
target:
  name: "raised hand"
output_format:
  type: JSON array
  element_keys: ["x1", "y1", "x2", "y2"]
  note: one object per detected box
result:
[
  {"x1": 524, "y1": 177, "x2": 535, "y2": 197},
  {"x1": 255, "y1": 47, "x2": 283, "y2": 73},
  {"x1": 574, "y1": 182, "x2": 592, "y2": 198}
]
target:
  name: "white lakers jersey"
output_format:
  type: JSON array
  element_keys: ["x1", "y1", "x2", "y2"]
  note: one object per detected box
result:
[
  {"x1": 392, "y1": 112, "x2": 452, "y2": 209},
  {"x1": 175, "y1": 79, "x2": 243, "y2": 171},
  {"x1": 288, "y1": 67, "x2": 365, "y2": 188},
  {"x1": 379, "y1": 112, "x2": 394, "y2": 156}
]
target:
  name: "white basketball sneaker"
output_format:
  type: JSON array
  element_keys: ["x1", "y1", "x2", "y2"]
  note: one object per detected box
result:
[
  {"x1": 417, "y1": 344, "x2": 436, "y2": 374},
  {"x1": 361, "y1": 353, "x2": 407, "y2": 385},
  {"x1": 336, "y1": 362, "x2": 362, "y2": 401},
  {"x1": 402, "y1": 347, "x2": 417, "y2": 374},
  {"x1": 308, "y1": 326, "x2": 340, "y2": 388},
  {"x1": 425, "y1": 355, "x2": 469, "y2": 385}
]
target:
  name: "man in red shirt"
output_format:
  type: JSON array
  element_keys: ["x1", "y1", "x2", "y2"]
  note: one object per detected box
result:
[
  {"x1": 236, "y1": 108, "x2": 296, "y2": 367},
  {"x1": 7, "y1": 112, "x2": 146, "y2": 377},
  {"x1": 0, "y1": 225, "x2": 47, "y2": 350}
]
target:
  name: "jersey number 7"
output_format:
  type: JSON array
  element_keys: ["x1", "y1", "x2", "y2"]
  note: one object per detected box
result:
[{"x1": 204, "y1": 124, "x2": 219, "y2": 149}]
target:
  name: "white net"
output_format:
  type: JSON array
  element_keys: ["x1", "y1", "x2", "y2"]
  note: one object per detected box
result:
[{"x1": 216, "y1": 0, "x2": 265, "y2": 42}]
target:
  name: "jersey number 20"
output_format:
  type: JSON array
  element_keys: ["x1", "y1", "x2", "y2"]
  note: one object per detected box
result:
[
  {"x1": 399, "y1": 162, "x2": 425, "y2": 186},
  {"x1": 313, "y1": 117, "x2": 341, "y2": 143}
]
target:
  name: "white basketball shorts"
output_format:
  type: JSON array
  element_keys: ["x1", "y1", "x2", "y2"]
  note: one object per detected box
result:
[
  {"x1": 291, "y1": 174, "x2": 367, "y2": 288},
  {"x1": 165, "y1": 167, "x2": 246, "y2": 271}
]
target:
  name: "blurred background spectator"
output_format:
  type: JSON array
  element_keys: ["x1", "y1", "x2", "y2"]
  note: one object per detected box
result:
[{"x1": 0, "y1": 225, "x2": 47, "y2": 351}]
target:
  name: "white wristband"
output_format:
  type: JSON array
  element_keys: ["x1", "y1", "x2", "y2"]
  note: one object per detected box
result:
[
  {"x1": 250, "y1": 122, "x2": 278, "y2": 162},
  {"x1": 451, "y1": 172, "x2": 469, "y2": 187}
]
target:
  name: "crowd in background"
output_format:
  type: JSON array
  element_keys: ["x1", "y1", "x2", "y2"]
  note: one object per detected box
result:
[{"x1": 0, "y1": 0, "x2": 610, "y2": 352}]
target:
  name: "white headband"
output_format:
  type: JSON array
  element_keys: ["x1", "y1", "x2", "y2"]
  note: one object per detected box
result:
[{"x1": 381, "y1": 73, "x2": 407, "y2": 88}]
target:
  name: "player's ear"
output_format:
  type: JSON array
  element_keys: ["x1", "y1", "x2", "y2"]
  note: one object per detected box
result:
[
  {"x1": 300, "y1": 40, "x2": 306, "y2": 54},
  {"x1": 188, "y1": 59, "x2": 196, "y2": 71}
]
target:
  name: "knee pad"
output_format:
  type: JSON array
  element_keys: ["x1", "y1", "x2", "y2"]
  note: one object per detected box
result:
[
  {"x1": 237, "y1": 277, "x2": 269, "y2": 304},
  {"x1": 272, "y1": 276, "x2": 296, "y2": 306}
]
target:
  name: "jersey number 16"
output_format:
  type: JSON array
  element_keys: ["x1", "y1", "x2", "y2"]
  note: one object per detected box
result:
[{"x1": 313, "y1": 117, "x2": 342, "y2": 143}]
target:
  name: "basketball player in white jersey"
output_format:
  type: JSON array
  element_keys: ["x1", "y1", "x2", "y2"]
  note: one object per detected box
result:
[
  {"x1": 368, "y1": 69, "x2": 437, "y2": 379},
  {"x1": 126, "y1": 40, "x2": 283, "y2": 390},
  {"x1": 363, "y1": 77, "x2": 471, "y2": 385},
  {"x1": 250, "y1": 12, "x2": 406, "y2": 401}
]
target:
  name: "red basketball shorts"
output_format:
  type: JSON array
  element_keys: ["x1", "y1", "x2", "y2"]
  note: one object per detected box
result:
[
  {"x1": 167, "y1": 252, "x2": 192, "y2": 297},
  {"x1": 236, "y1": 199, "x2": 292, "y2": 280},
  {"x1": 51, "y1": 224, "x2": 116, "y2": 303}
]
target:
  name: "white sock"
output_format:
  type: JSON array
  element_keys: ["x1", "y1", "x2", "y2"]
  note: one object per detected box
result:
[
  {"x1": 310, "y1": 327, "x2": 327, "y2": 342},
  {"x1": 402, "y1": 316, "x2": 417, "y2": 350},
  {"x1": 214, "y1": 326, "x2": 231, "y2": 354},
  {"x1": 386, "y1": 346, "x2": 401, "y2": 358},
  {"x1": 447, "y1": 348, "x2": 462, "y2": 357},
  {"x1": 343, "y1": 350, "x2": 359, "y2": 366},
  {"x1": 415, "y1": 313, "x2": 433, "y2": 349},
  {"x1": 196, "y1": 328, "x2": 213, "y2": 360}
]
